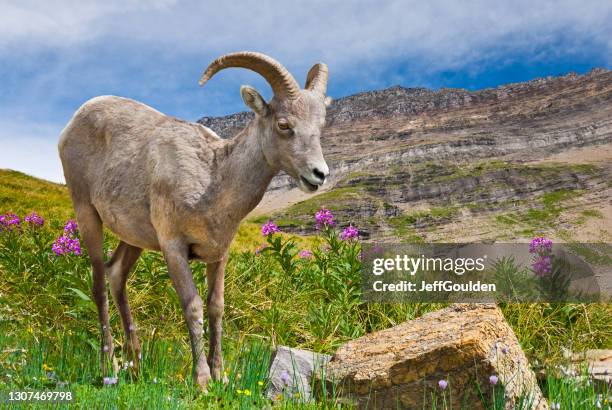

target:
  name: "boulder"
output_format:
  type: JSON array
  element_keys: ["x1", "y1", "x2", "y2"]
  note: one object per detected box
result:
[
  {"x1": 323, "y1": 304, "x2": 547, "y2": 409},
  {"x1": 568, "y1": 349, "x2": 612, "y2": 384},
  {"x1": 267, "y1": 345, "x2": 331, "y2": 402}
]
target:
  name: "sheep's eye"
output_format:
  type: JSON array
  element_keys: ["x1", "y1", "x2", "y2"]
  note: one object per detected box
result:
[{"x1": 277, "y1": 120, "x2": 290, "y2": 130}]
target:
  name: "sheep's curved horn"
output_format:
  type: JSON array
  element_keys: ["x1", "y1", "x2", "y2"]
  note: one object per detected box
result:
[
  {"x1": 305, "y1": 63, "x2": 328, "y2": 96},
  {"x1": 199, "y1": 51, "x2": 300, "y2": 100}
]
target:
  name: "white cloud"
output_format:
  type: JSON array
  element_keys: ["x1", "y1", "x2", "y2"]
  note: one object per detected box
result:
[
  {"x1": 0, "y1": 1, "x2": 177, "y2": 49},
  {"x1": 0, "y1": 120, "x2": 65, "y2": 183},
  {"x1": 1, "y1": 0, "x2": 611, "y2": 70}
]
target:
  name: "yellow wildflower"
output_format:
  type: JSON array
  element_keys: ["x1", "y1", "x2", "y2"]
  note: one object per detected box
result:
[
  {"x1": 243, "y1": 389, "x2": 251, "y2": 396},
  {"x1": 257, "y1": 381, "x2": 264, "y2": 386},
  {"x1": 42, "y1": 363, "x2": 53, "y2": 372}
]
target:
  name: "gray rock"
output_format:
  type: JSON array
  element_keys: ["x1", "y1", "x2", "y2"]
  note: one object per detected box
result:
[
  {"x1": 267, "y1": 345, "x2": 331, "y2": 402},
  {"x1": 567, "y1": 349, "x2": 612, "y2": 384}
]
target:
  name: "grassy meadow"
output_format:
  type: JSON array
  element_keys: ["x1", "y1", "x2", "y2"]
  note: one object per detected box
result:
[{"x1": 0, "y1": 169, "x2": 611, "y2": 409}]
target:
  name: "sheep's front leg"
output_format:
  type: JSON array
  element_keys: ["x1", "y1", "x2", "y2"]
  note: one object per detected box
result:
[
  {"x1": 206, "y1": 253, "x2": 227, "y2": 381},
  {"x1": 162, "y1": 241, "x2": 211, "y2": 390}
]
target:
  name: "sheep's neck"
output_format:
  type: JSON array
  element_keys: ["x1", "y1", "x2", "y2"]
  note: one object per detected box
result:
[{"x1": 213, "y1": 120, "x2": 277, "y2": 222}]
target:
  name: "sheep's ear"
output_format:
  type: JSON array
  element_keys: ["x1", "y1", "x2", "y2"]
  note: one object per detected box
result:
[
  {"x1": 240, "y1": 85, "x2": 269, "y2": 116},
  {"x1": 324, "y1": 96, "x2": 333, "y2": 107}
]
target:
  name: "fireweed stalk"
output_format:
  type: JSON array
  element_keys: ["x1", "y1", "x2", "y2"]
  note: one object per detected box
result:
[
  {"x1": 529, "y1": 237, "x2": 553, "y2": 277},
  {"x1": 0, "y1": 212, "x2": 21, "y2": 231},
  {"x1": 24, "y1": 212, "x2": 45, "y2": 227},
  {"x1": 528, "y1": 237, "x2": 571, "y2": 301},
  {"x1": 52, "y1": 220, "x2": 82, "y2": 256},
  {"x1": 257, "y1": 209, "x2": 361, "y2": 340}
]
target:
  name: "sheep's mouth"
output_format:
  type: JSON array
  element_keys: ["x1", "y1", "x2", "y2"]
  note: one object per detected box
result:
[{"x1": 300, "y1": 176, "x2": 319, "y2": 192}]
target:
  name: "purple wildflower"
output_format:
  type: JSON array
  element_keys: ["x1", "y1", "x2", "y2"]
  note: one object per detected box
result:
[
  {"x1": 529, "y1": 237, "x2": 553, "y2": 277},
  {"x1": 489, "y1": 375, "x2": 498, "y2": 385},
  {"x1": 529, "y1": 237, "x2": 552, "y2": 255},
  {"x1": 261, "y1": 220, "x2": 280, "y2": 236},
  {"x1": 0, "y1": 213, "x2": 21, "y2": 231},
  {"x1": 501, "y1": 346, "x2": 509, "y2": 355},
  {"x1": 25, "y1": 212, "x2": 44, "y2": 226},
  {"x1": 298, "y1": 249, "x2": 313, "y2": 259},
  {"x1": 63, "y1": 220, "x2": 78, "y2": 235},
  {"x1": 315, "y1": 208, "x2": 334, "y2": 229},
  {"x1": 103, "y1": 376, "x2": 118, "y2": 386},
  {"x1": 532, "y1": 255, "x2": 552, "y2": 277},
  {"x1": 70, "y1": 237, "x2": 82, "y2": 255},
  {"x1": 438, "y1": 379, "x2": 448, "y2": 390},
  {"x1": 340, "y1": 225, "x2": 359, "y2": 240},
  {"x1": 52, "y1": 237, "x2": 65, "y2": 255},
  {"x1": 52, "y1": 220, "x2": 82, "y2": 256}
]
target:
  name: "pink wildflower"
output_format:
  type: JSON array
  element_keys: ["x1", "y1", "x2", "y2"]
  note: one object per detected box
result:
[
  {"x1": 0, "y1": 213, "x2": 21, "y2": 230},
  {"x1": 63, "y1": 220, "x2": 78, "y2": 235},
  {"x1": 529, "y1": 237, "x2": 552, "y2": 255},
  {"x1": 25, "y1": 212, "x2": 44, "y2": 226},
  {"x1": 532, "y1": 255, "x2": 552, "y2": 277},
  {"x1": 298, "y1": 249, "x2": 313, "y2": 259},
  {"x1": 315, "y1": 208, "x2": 334, "y2": 229},
  {"x1": 52, "y1": 219, "x2": 82, "y2": 256},
  {"x1": 340, "y1": 225, "x2": 359, "y2": 240},
  {"x1": 261, "y1": 220, "x2": 280, "y2": 236}
]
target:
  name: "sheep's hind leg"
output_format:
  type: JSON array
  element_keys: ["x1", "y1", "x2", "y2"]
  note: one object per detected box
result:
[
  {"x1": 206, "y1": 253, "x2": 228, "y2": 382},
  {"x1": 162, "y1": 240, "x2": 211, "y2": 390},
  {"x1": 107, "y1": 241, "x2": 143, "y2": 373},
  {"x1": 75, "y1": 204, "x2": 118, "y2": 376}
]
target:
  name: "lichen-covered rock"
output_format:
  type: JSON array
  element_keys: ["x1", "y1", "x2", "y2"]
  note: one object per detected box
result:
[{"x1": 324, "y1": 304, "x2": 547, "y2": 409}]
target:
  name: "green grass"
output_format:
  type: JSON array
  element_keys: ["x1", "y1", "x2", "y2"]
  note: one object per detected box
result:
[
  {"x1": 0, "y1": 331, "x2": 285, "y2": 409},
  {"x1": 580, "y1": 209, "x2": 604, "y2": 219},
  {"x1": 282, "y1": 187, "x2": 364, "y2": 217},
  {"x1": 494, "y1": 188, "x2": 586, "y2": 236},
  {"x1": 1, "y1": 170, "x2": 611, "y2": 408}
]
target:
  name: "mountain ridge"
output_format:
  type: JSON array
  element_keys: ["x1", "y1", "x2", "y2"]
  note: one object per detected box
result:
[{"x1": 198, "y1": 68, "x2": 610, "y2": 138}]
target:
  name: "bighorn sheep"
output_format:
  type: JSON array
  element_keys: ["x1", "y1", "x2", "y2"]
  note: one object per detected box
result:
[{"x1": 58, "y1": 52, "x2": 330, "y2": 389}]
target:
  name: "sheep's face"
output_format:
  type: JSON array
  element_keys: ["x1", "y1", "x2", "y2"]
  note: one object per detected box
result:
[{"x1": 241, "y1": 87, "x2": 330, "y2": 193}]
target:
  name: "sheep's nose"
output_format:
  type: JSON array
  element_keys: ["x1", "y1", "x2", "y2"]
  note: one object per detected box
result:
[{"x1": 313, "y1": 167, "x2": 328, "y2": 182}]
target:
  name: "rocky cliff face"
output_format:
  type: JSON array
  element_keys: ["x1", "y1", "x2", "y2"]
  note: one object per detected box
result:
[
  {"x1": 198, "y1": 69, "x2": 612, "y2": 242},
  {"x1": 198, "y1": 68, "x2": 609, "y2": 137}
]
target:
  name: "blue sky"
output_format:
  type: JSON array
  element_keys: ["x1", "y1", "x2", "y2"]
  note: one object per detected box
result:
[{"x1": 1, "y1": 0, "x2": 611, "y2": 182}]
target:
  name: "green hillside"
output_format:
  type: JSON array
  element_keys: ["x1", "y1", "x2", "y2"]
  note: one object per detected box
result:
[{"x1": 0, "y1": 169, "x2": 74, "y2": 222}]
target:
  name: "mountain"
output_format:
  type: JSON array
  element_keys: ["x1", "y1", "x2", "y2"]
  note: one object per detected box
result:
[{"x1": 198, "y1": 69, "x2": 612, "y2": 242}]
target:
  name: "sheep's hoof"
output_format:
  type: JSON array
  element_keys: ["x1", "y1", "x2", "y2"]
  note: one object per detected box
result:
[
  {"x1": 124, "y1": 342, "x2": 141, "y2": 377},
  {"x1": 100, "y1": 348, "x2": 119, "y2": 376},
  {"x1": 195, "y1": 372, "x2": 211, "y2": 392}
]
